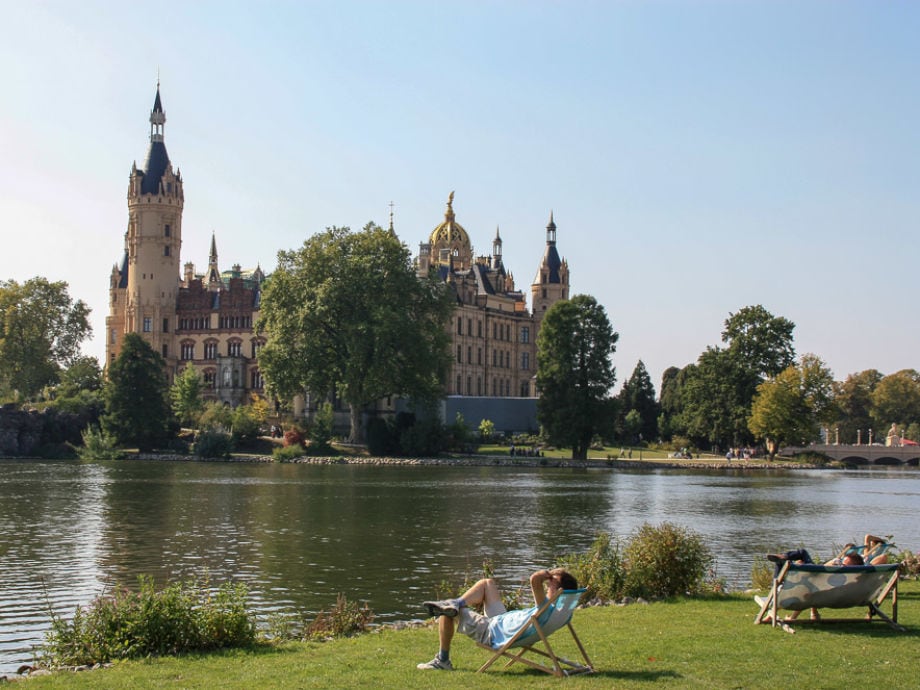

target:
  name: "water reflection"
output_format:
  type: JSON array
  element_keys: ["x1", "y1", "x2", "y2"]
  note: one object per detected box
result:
[{"x1": 1, "y1": 459, "x2": 918, "y2": 673}]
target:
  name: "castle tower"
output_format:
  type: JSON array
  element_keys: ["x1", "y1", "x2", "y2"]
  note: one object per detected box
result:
[
  {"x1": 106, "y1": 84, "x2": 184, "y2": 369},
  {"x1": 531, "y1": 211, "x2": 569, "y2": 320}
]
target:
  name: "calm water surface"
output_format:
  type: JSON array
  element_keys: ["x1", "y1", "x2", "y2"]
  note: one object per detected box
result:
[{"x1": 1, "y1": 459, "x2": 918, "y2": 672}]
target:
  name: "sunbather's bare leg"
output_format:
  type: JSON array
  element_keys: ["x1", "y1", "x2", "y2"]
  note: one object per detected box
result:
[
  {"x1": 438, "y1": 613, "x2": 455, "y2": 650},
  {"x1": 458, "y1": 578, "x2": 502, "y2": 609}
]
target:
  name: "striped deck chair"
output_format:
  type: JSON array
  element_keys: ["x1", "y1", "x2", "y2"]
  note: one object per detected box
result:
[
  {"x1": 476, "y1": 588, "x2": 594, "y2": 676},
  {"x1": 754, "y1": 561, "x2": 903, "y2": 634}
]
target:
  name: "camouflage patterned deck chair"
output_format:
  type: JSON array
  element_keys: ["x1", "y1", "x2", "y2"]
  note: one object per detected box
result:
[
  {"x1": 754, "y1": 561, "x2": 903, "y2": 634},
  {"x1": 476, "y1": 588, "x2": 594, "y2": 677}
]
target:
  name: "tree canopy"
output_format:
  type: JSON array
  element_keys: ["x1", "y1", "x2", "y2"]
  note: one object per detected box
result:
[
  {"x1": 617, "y1": 360, "x2": 658, "y2": 443},
  {"x1": 0, "y1": 277, "x2": 91, "y2": 400},
  {"x1": 536, "y1": 294, "x2": 618, "y2": 460},
  {"x1": 103, "y1": 333, "x2": 172, "y2": 451},
  {"x1": 748, "y1": 354, "x2": 834, "y2": 458},
  {"x1": 257, "y1": 223, "x2": 453, "y2": 442}
]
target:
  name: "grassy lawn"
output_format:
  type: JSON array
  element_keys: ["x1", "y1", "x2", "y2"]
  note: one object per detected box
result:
[{"x1": 27, "y1": 582, "x2": 920, "y2": 689}]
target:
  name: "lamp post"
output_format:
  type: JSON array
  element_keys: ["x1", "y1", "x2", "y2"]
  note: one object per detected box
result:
[
  {"x1": 869, "y1": 428, "x2": 873, "y2": 445},
  {"x1": 835, "y1": 427, "x2": 839, "y2": 445},
  {"x1": 857, "y1": 429, "x2": 862, "y2": 446}
]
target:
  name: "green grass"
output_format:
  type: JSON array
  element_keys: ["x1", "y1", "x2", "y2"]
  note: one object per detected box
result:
[{"x1": 27, "y1": 582, "x2": 920, "y2": 688}]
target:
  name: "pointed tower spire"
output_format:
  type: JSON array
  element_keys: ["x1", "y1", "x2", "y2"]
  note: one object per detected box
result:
[
  {"x1": 492, "y1": 225, "x2": 503, "y2": 269},
  {"x1": 207, "y1": 232, "x2": 222, "y2": 289},
  {"x1": 546, "y1": 211, "x2": 557, "y2": 245},
  {"x1": 388, "y1": 201, "x2": 396, "y2": 234},
  {"x1": 150, "y1": 83, "x2": 166, "y2": 143}
]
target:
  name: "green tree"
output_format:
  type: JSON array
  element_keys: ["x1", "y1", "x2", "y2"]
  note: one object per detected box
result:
[
  {"x1": 103, "y1": 333, "x2": 171, "y2": 451},
  {"x1": 170, "y1": 362, "x2": 204, "y2": 428},
  {"x1": 0, "y1": 277, "x2": 91, "y2": 400},
  {"x1": 536, "y1": 294, "x2": 618, "y2": 460},
  {"x1": 616, "y1": 360, "x2": 658, "y2": 443},
  {"x1": 257, "y1": 224, "x2": 453, "y2": 442},
  {"x1": 831, "y1": 369, "x2": 882, "y2": 443},
  {"x1": 722, "y1": 304, "x2": 796, "y2": 379},
  {"x1": 870, "y1": 369, "x2": 920, "y2": 434},
  {"x1": 678, "y1": 305, "x2": 796, "y2": 451},
  {"x1": 749, "y1": 354, "x2": 834, "y2": 459}
]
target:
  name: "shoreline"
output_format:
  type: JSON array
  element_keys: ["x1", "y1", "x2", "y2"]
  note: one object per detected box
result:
[{"x1": 131, "y1": 452, "x2": 827, "y2": 471}]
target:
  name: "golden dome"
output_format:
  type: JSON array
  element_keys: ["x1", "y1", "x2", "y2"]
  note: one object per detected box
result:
[{"x1": 429, "y1": 191, "x2": 471, "y2": 255}]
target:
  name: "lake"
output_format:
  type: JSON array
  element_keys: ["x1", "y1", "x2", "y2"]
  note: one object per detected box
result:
[{"x1": 1, "y1": 458, "x2": 918, "y2": 672}]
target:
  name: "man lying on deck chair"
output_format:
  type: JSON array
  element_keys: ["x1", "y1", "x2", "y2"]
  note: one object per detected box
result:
[{"x1": 417, "y1": 567, "x2": 578, "y2": 671}]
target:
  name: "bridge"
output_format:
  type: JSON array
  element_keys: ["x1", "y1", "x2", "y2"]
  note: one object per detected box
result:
[{"x1": 783, "y1": 443, "x2": 920, "y2": 466}]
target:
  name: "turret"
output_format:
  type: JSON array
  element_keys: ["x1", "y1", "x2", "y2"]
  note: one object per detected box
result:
[
  {"x1": 115, "y1": 82, "x2": 184, "y2": 367},
  {"x1": 531, "y1": 211, "x2": 570, "y2": 320}
]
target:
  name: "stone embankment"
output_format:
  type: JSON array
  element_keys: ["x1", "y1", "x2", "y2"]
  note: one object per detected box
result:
[{"x1": 134, "y1": 453, "x2": 821, "y2": 470}]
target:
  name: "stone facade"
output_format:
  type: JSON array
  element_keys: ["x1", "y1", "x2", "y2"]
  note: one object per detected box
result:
[
  {"x1": 106, "y1": 89, "x2": 571, "y2": 416},
  {"x1": 105, "y1": 87, "x2": 265, "y2": 405},
  {"x1": 417, "y1": 192, "x2": 569, "y2": 403}
]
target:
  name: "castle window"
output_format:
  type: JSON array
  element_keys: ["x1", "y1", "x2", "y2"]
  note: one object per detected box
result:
[
  {"x1": 456, "y1": 375, "x2": 462, "y2": 394},
  {"x1": 251, "y1": 340, "x2": 263, "y2": 358},
  {"x1": 203, "y1": 370, "x2": 215, "y2": 388},
  {"x1": 542, "y1": 288, "x2": 547, "y2": 299},
  {"x1": 457, "y1": 345, "x2": 462, "y2": 363},
  {"x1": 164, "y1": 246, "x2": 170, "y2": 257},
  {"x1": 477, "y1": 320, "x2": 482, "y2": 337},
  {"x1": 163, "y1": 318, "x2": 169, "y2": 333},
  {"x1": 499, "y1": 351, "x2": 504, "y2": 368},
  {"x1": 467, "y1": 346, "x2": 472, "y2": 363},
  {"x1": 143, "y1": 317, "x2": 152, "y2": 332},
  {"x1": 457, "y1": 317, "x2": 462, "y2": 335},
  {"x1": 492, "y1": 350, "x2": 497, "y2": 366},
  {"x1": 492, "y1": 323, "x2": 497, "y2": 339},
  {"x1": 467, "y1": 318, "x2": 472, "y2": 334},
  {"x1": 165, "y1": 224, "x2": 171, "y2": 237},
  {"x1": 520, "y1": 381, "x2": 530, "y2": 397},
  {"x1": 110, "y1": 329, "x2": 116, "y2": 345},
  {"x1": 521, "y1": 352, "x2": 530, "y2": 370},
  {"x1": 181, "y1": 343, "x2": 195, "y2": 360},
  {"x1": 466, "y1": 376, "x2": 471, "y2": 395},
  {"x1": 162, "y1": 344, "x2": 168, "y2": 358},
  {"x1": 492, "y1": 379, "x2": 497, "y2": 396},
  {"x1": 521, "y1": 327, "x2": 530, "y2": 344},
  {"x1": 477, "y1": 347, "x2": 482, "y2": 364},
  {"x1": 251, "y1": 370, "x2": 264, "y2": 389},
  {"x1": 204, "y1": 342, "x2": 218, "y2": 359},
  {"x1": 477, "y1": 377, "x2": 482, "y2": 395},
  {"x1": 229, "y1": 341, "x2": 242, "y2": 357}
]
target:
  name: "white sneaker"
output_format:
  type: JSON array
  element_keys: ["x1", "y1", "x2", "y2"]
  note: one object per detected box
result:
[{"x1": 417, "y1": 656, "x2": 453, "y2": 671}]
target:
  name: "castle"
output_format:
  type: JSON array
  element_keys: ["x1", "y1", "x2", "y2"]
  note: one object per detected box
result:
[{"x1": 106, "y1": 86, "x2": 570, "y2": 426}]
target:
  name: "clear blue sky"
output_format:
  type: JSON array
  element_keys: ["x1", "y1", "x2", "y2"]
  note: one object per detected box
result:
[{"x1": 2, "y1": 0, "x2": 917, "y2": 392}]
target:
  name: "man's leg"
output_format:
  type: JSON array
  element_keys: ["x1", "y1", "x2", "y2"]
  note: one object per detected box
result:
[
  {"x1": 457, "y1": 578, "x2": 502, "y2": 610},
  {"x1": 417, "y1": 616, "x2": 456, "y2": 670}
]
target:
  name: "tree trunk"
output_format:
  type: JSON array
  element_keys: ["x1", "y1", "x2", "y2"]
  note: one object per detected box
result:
[{"x1": 348, "y1": 403, "x2": 363, "y2": 444}]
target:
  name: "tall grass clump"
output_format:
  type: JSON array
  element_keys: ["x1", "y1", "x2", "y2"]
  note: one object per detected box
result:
[
  {"x1": 303, "y1": 594, "x2": 374, "y2": 641},
  {"x1": 42, "y1": 576, "x2": 255, "y2": 667},
  {"x1": 76, "y1": 425, "x2": 123, "y2": 461},
  {"x1": 272, "y1": 443, "x2": 306, "y2": 461},
  {"x1": 557, "y1": 532, "x2": 625, "y2": 602}
]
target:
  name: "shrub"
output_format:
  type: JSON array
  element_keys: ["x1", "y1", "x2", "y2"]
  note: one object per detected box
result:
[
  {"x1": 192, "y1": 429, "x2": 234, "y2": 458},
  {"x1": 230, "y1": 405, "x2": 262, "y2": 442},
  {"x1": 895, "y1": 549, "x2": 920, "y2": 578},
  {"x1": 622, "y1": 522, "x2": 713, "y2": 599},
  {"x1": 478, "y1": 418, "x2": 495, "y2": 441},
  {"x1": 283, "y1": 429, "x2": 305, "y2": 448},
  {"x1": 303, "y1": 594, "x2": 374, "y2": 641},
  {"x1": 557, "y1": 532, "x2": 625, "y2": 602},
  {"x1": 199, "y1": 402, "x2": 232, "y2": 431},
  {"x1": 272, "y1": 444, "x2": 306, "y2": 462},
  {"x1": 750, "y1": 556, "x2": 774, "y2": 590},
  {"x1": 76, "y1": 425, "x2": 124, "y2": 461},
  {"x1": 366, "y1": 417, "x2": 398, "y2": 456},
  {"x1": 309, "y1": 402, "x2": 334, "y2": 453},
  {"x1": 42, "y1": 576, "x2": 255, "y2": 667},
  {"x1": 399, "y1": 416, "x2": 443, "y2": 456}
]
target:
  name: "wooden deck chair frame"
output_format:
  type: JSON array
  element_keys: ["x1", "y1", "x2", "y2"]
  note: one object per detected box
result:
[
  {"x1": 476, "y1": 588, "x2": 594, "y2": 677},
  {"x1": 754, "y1": 561, "x2": 903, "y2": 634}
]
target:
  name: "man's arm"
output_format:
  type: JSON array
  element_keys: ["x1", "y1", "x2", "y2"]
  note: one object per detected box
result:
[{"x1": 529, "y1": 568, "x2": 563, "y2": 607}]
